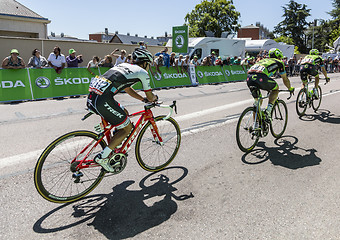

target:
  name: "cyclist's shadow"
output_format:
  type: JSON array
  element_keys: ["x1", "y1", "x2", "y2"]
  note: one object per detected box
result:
[
  {"x1": 299, "y1": 109, "x2": 340, "y2": 124},
  {"x1": 242, "y1": 136, "x2": 322, "y2": 169},
  {"x1": 33, "y1": 166, "x2": 194, "y2": 239}
]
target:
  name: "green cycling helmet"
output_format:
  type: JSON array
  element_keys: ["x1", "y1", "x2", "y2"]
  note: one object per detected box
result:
[
  {"x1": 309, "y1": 49, "x2": 319, "y2": 55},
  {"x1": 268, "y1": 48, "x2": 283, "y2": 59}
]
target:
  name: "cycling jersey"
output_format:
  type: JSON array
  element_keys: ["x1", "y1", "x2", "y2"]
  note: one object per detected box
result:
[
  {"x1": 300, "y1": 55, "x2": 324, "y2": 67},
  {"x1": 247, "y1": 58, "x2": 286, "y2": 77},
  {"x1": 87, "y1": 63, "x2": 151, "y2": 129},
  {"x1": 88, "y1": 63, "x2": 151, "y2": 96}
]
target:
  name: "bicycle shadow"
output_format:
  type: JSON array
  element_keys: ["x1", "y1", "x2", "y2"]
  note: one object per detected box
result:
[
  {"x1": 33, "y1": 166, "x2": 194, "y2": 239},
  {"x1": 241, "y1": 136, "x2": 322, "y2": 169},
  {"x1": 299, "y1": 109, "x2": 340, "y2": 124}
]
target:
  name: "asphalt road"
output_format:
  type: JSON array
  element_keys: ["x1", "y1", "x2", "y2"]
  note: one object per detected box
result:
[{"x1": 1, "y1": 73, "x2": 340, "y2": 239}]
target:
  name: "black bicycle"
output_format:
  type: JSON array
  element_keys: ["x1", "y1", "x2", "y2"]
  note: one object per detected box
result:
[{"x1": 236, "y1": 90, "x2": 293, "y2": 153}]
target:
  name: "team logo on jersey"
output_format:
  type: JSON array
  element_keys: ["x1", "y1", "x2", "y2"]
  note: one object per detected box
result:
[
  {"x1": 35, "y1": 76, "x2": 51, "y2": 88},
  {"x1": 196, "y1": 71, "x2": 204, "y2": 78}
]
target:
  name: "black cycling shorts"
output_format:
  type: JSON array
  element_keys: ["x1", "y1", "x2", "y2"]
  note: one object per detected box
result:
[
  {"x1": 300, "y1": 64, "x2": 319, "y2": 82},
  {"x1": 246, "y1": 73, "x2": 278, "y2": 98},
  {"x1": 87, "y1": 92, "x2": 130, "y2": 129}
]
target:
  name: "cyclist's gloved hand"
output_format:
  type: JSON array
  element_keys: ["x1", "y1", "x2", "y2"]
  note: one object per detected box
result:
[
  {"x1": 289, "y1": 87, "x2": 295, "y2": 93},
  {"x1": 142, "y1": 97, "x2": 149, "y2": 103},
  {"x1": 326, "y1": 77, "x2": 330, "y2": 83}
]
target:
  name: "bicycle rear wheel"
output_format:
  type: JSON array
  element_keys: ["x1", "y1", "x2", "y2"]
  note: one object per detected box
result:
[
  {"x1": 34, "y1": 131, "x2": 106, "y2": 203},
  {"x1": 135, "y1": 115, "x2": 181, "y2": 172},
  {"x1": 236, "y1": 106, "x2": 260, "y2": 152},
  {"x1": 296, "y1": 88, "x2": 308, "y2": 116},
  {"x1": 270, "y1": 99, "x2": 288, "y2": 138},
  {"x1": 312, "y1": 85, "x2": 322, "y2": 111}
]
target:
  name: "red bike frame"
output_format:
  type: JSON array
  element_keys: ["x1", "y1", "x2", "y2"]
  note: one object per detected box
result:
[{"x1": 71, "y1": 107, "x2": 163, "y2": 170}]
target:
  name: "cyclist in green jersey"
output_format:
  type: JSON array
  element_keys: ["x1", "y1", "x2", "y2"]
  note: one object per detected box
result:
[
  {"x1": 299, "y1": 49, "x2": 330, "y2": 98},
  {"x1": 247, "y1": 48, "x2": 294, "y2": 122}
]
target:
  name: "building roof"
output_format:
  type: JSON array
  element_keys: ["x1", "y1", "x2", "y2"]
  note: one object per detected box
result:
[
  {"x1": 0, "y1": 0, "x2": 49, "y2": 21},
  {"x1": 240, "y1": 24, "x2": 260, "y2": 29},
  {"x1": 112, "y1": 33, "x2": 161, "y2": 46}
]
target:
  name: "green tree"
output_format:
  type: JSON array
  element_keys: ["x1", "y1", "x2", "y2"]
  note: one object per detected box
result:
[
  {"x1": 184, "y1": 0, "x2": 240, "y2": 37},
  {"x1": 328, "y1": 0, "x2": 340, "y2": 19},
  {"x1": 274, "y1": 0, "x2": 311, "y2": 53},
  {"x1": 274, "y1": 36, "x2": 294, "y2": 45}
]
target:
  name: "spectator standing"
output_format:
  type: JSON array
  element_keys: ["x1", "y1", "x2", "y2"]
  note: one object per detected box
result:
[
  {"x1": 87, "y1": 56, "x2": 100, "y2": 75},
  {"x1": 182, "y1": 55, "x2": 190, "y2": 71},
  {"x1": 98, "y1": 55, "x2": 114, "y2": 68},
  {"x1": 288, "y1": 57, "x2": 295, "y2": 76},
  {"x1": 176, "y1": 54, "x2": 185, "y2": 73},
  {"x1": 223, "y1": 56, "x2": 231, "y2": 65},
  {"x1": 139, "y1": 41, "x2": 147, "y2": 49},
  {"x1": 66, "y1": 49, "x2": 83, "y2": 68},
  {"x1": 111, "y1": 48, "x2": 127, "y2": 66},
  {"x1": 210, "y1": 51, "x2": 216, "y2": 65},
  {"x1": 190, "y1": 55, "x2": 200, "y2": 67},
  {"x1": 126, "y1": 54, "x2": 132, "y2": 63},
  {"x1": 154, "y1": 54, "x2": 164, "y2": 74},
  {"x1": 27, "y1": 48, "x2": 48, "y2": 68},
  {"x1": 215, "y1": 56, "x2": 223, "y2": 66},
  {"x1": 201, "y1": 57, "x2": 209, "y2": 66},
  {"x1": 2, "y1": 49, "x2": 25, "y2": 69},
  {"x1": 155, "y1": 47, "x2": 170, "y2": 68},
  {"x1": 48, "y1": 46, "x2": 66, "y2": 74},
  {"x1": 169, "y1": 52, "x2": 176, "y2": 68}
]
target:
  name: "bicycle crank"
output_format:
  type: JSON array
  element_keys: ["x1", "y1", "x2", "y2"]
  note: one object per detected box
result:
[{"x1": 108, "y1": 153, "x2": 127, "y2": 174}]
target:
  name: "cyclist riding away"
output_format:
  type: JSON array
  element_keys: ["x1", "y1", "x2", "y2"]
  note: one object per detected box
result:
[
  {"x1": 87, "y1": 48, "x2": 158, "y2": 172},
  {"x1": 247, "y1": 48, "x2": 294, "y2": 122},
  {"x1": 299, "y1": 49, "x2": 330, "y2": 98}
]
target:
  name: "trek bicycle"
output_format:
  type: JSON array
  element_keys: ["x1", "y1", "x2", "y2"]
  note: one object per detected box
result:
[
  {"x1": 236, "y1": 90, "x2": 293, "y2": 153},
  {"x1": 34, "y1": 101, "x2": 181, "y2": 203},
  {"x1": 295, "y1": 77, "x2": 329, "y2": 116}
]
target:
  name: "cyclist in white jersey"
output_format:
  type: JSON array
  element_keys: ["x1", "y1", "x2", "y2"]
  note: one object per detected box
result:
[{"x1": 87, "y1": 48, "x2": 158, "y2": 171}]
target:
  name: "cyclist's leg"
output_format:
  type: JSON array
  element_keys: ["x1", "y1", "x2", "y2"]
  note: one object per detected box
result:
[
  {"x1": 93, "y1": 93, "x2": 131, "y2": 155},
  {"x1": 300, "y1": 64, "x2": 308, "y2": 88}
]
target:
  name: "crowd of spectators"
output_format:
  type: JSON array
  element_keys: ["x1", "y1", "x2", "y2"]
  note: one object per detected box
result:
[{"x1": 3, "y1": 44, "x2": 340, "y2": 77}]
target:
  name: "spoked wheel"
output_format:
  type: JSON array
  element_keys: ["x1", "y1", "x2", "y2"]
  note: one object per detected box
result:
[
  {"x1": 270, "y1": 99, "x2": 288, "y2": 138},
  {"x1": 296, "y1": 88, "x2": 308, "y2": 116},
  {"x1": 236, "y1": 106, "x2": 260, "y2": 153},
  {"x1": 34, "y1": 131, "x2": 106, "y2": 203},
  {"x1": 312, "y1": 85, "x2": 322, "y2": 111},
  {"x1": 135, "y1": 115, "x2": 181, "y2": 172}
]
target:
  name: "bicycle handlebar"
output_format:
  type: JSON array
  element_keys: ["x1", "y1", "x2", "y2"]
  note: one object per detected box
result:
[{"x1": 145, "y1": 100, "x2": 177, "y2": 120}]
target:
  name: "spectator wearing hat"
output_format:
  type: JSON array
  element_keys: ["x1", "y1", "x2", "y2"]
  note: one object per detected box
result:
[
  {"x1": 154, "y1": 54, "x2": 164, "y2": 74},
  {"x1": 175, "y1": 54, "x2": 185, "y2": 73},
  {"x1": 2, "y1": 49, "x2": 25, "y2": 69},
  {"x1": 211, "y1": 51, "x2": 216, "y2": 65},
  {"x1": 48, "y1": 46, "x2": 66, "y2": 74},
  {"x1": 27, "y1": 48, "x2": 48, "y2": 68},
  {"x1": 190, "y1": 55, "x2": 200, "y2": 67},
  {"x1": 66, "y1": 49, "x2": 83, "y2": 68},
  {"x1": 215, "y1": 56, "x2": 223, "y2": 66}
]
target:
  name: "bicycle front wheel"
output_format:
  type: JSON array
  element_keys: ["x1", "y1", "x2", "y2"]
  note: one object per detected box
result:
[
  {"x1": 312, "y1": 85, "x2": 322, "y2": 111},
  {"x1": 135, "y1": 115, "x2": 181, "y2": 172},
  {"x1": 236, "y1": 106, "x2": 260, "y2": 152},
  {"x1": 34, "y1": 130, "x2": 106, "y2": 203},
  {"x1": 296, "y1": 88, "x2": 308, "y2": 116},
  {"x1": 270, "y1": 99, "x2": 288, "y2": 138}
]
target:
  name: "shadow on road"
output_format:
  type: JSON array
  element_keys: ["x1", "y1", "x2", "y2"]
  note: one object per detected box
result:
[
  {"x1": 33, "y1": 166, "x2": 194, "y2": 239},
  {"x1": 299, "y1": 109, "x2": 340, "y2": 124},
  {"x1": 241, "y1": 136, "x2": 321, "y2": 169}
]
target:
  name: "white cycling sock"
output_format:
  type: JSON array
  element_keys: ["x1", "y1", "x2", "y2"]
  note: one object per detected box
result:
[
  {"x1": 266, "y1": 103, "x2": 273, "y2": 114},
  {"x1": 100, "y1": 147, "x2": 112, "y2": 158}
]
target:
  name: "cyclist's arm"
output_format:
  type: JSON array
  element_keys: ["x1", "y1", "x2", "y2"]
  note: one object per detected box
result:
[
  {"x1": 124, "y1": 87, "x2": 145, "y2": 102},
  {"x1": 281, "y1": 73, "x2": 292, "y2": 89}
]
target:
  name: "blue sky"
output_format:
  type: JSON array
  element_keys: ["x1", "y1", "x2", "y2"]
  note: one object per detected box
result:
[{"x1": 17, "y1": 0, "x2": 333, "y2": 39}]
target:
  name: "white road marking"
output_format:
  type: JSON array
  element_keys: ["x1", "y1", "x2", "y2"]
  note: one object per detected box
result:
[{"x1": 1, "y1": 89, "x2": 339, "y2": 169}]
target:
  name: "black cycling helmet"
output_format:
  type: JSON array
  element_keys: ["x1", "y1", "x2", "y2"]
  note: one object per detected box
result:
[
  {"x1": 132, "y1": 48, "x2": 153, "y2": 64},
  {"x1": 268, "y1": 48, "x2": 283, "y2": 59}
]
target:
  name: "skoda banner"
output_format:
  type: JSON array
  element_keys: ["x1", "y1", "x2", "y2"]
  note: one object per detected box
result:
[
  {"x1": 149, "y1": 66, "x2": 192, "y2": 88},
  {"x1": 172, "y1": 26, "x2": 189, "y2": 53},
  {"x1": 196, "y1": 66, "x2": 226, "y2": 84},
  {"x1": 0, "y1": 69, "x2": 32, "y2": 102}
]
